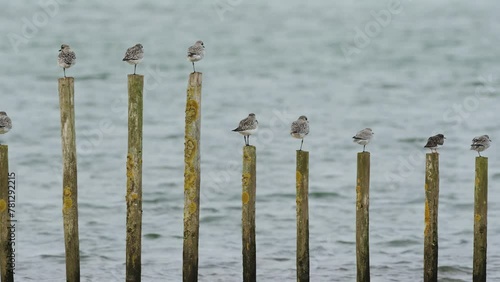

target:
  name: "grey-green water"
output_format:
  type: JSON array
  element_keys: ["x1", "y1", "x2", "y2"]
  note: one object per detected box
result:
[{"x1": 1, "y1": 0, "x2": 500, "y2": 281}]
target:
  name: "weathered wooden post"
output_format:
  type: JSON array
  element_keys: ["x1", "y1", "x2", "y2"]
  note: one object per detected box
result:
[
  {"x1": 242, "y1": 145, "x2": 256, "y2": 282},
  {"x1": 296, "y1": 150, "x2": 309, "y2": 282},
  {"x1": 125, "y1": 74, "x2": 144, "y2": 282},
  {"x1": 58, "y1": 77, "x2": 80, "y2": 282},
  {"x1": 473, "y1": 157, "x2": 488, "y2": 282},
  {"x1": 424, "y1": 153, "x2": 439, "y2": 282},
  {"x1": 356, "y1": 152, "x2": 370, "y2": 282},
  {"x1": 183, "y1": 72, "x2": 202, "y2": 282},
  {"x1": 0, "y1": 146, "x2": 13, "y2": 282}
]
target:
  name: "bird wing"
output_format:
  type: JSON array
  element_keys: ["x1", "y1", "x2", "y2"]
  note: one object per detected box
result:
[{"x1": 290, "y1": 121, "x2": 300, "y2": 133}]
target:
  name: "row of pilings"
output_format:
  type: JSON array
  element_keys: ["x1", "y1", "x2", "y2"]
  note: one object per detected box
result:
[{"x1": 0, "y1": 72, "x2": 490, "y2": 282}]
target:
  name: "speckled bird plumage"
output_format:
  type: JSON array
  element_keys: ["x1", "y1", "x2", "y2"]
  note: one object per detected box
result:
[
  {"x1": 123, "y1": 43, "x2": 144, "y2": 74},
  {"x1": 424, "y1": 134, "x2": 445, "y2": 153},
  {"x1": 291, "y1": 116, "x2": 309, "y2": 150},
  {"x1": 58, "y1": 44, "x2": 76, "y2": 77},
  {"x1": 233, "y1": 113, "x2": 258, "y2": 146},
  {"x1": 0, "y1": 112, "x2": 12, "y2": 135},
  {"x1": 353, "y1": 128, "x2": 373, "y2": 152},
  {"x1": 187, "y1": 40, "x2": 205, "y2": 72},
  {"x1": 470, "y1": 135, "x2": 491, "y2": 156}
]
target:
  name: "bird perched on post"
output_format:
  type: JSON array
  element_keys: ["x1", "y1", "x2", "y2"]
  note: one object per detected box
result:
[
  {"x1": 290, "y1": 116, "x2": 309, "y2": 151},
  {"x1": 58, "y1": 44, "x2": 76, "y2": 78},
  {"x1": 232, "y1": 113, "x2": 258, "y2": 146},
  {"x1": 0, "y1": 112, "x2": 12, "y2": 144},
  {"x1": 470, "y1": 135, "x2": 491, "y2": 157},
  {"x1": 424, "y1": 134, "x2": 446, "y2": 153},
  {"x1": 353, "y1": 128, "x2": 374, "y2": 152},
  {"x1": 122, "y1": 43, "x2": 144, "y2": 75},
  {"x1": 187, "y1": 40, "x2": 205, "y2": 73}
]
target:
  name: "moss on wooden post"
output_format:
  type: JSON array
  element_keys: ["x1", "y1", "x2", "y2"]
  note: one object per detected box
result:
[
  {"x1": 473, "y1": 157, "x2": 488, "y2": 282},
  {"x1": 0, "y1": 146, "x2": 13, "y2": 282},
  {"x1": 296, "y1": 150, "x2": 309, "y2": 282},
  {"x1": 356, "y1": 152, "x2": 370, "y2": 282},
  {"x1": 58, "y1": 77, "x2": 80, "y2": 282},
  {"x1": 183, "y1": 72, "x2": 202, "y2": 282},
  {"x1": 424, "y1": 153, "x2": 439, "y2": 282},
  {"x1": 242, "y1": 145, "x2": 256, "y2": 282},
  {"x1": 126, "y1": 74, "x2": 144, "y2": 282}
]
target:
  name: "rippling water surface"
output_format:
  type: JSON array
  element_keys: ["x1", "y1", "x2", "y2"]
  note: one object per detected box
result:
[{"x1": 1, "y1": 0, "x2": 500, "y2": 281}]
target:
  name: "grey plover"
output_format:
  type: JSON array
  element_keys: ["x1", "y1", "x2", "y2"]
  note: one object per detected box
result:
[
  {"x1": 470, "y1": 135, "x2": 491, "y2": 157},
  {"x1": 0, "y1": 112, "x2": 12, "y2": 144},
  {"x1": 353, "y1": 128, "x2": 374, "y2": 152},
  {"x1": 58, "y1": 44, "x2": 76, "y2": 78},
  {"x1": 424, "y1": 134, "x2": 446, "y2": 153},
  {"x1": 290, "y1": 116, "x2": 309, "y2": 151},
  {"x1": 232, "y1": 113, "x2": 258, "y2": 146},
  {"x1": 122, "y1": 43, "x2": 144, "y2": 75},
  {"x1": 187, "y1": 40, "x2": 205, "y2": 73}
]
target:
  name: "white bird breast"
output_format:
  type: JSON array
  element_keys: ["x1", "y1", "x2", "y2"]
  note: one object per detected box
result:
[
  {"x1": 291, "y1": 132, "x2": 307, "y2": 139},
  {"x1": 126, "y1": 59, "x2": 143, "y2": 65},
  {"x1": 237, "y1": 128, "x2": 257, "y2": 136},
  {"x1": 188, "y1": 55, "x2": 202, "y2": 62},
  {"x1": 354, "y1": 139, "x2": 371, "y2": 145}
]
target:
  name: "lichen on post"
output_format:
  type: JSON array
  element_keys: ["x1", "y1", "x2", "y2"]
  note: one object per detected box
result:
[
  {"x1": 58, "y1": 77, "x2": 80, "y2": 282},
  {"x1": 126, "y1": 74, "x2": 144, "y2": 282},
  {"x1": 424, "y1": 153, "x2": 439, "y2": 282},
  {"x1": 296, "y1": 150, "x2": 309, "y2": 282},
  {"x1": 183, "y1": 72, "x2": 202, "y2": 282},
  {"x1": 356, "y1": 151, "x2": 370, "y2": 282},
  {"x1": 473, "y1": 157, "x2": 488, "y2": 282},
  {"x1": 242, "y1": 145, "x2": 256, "y2": 282}
]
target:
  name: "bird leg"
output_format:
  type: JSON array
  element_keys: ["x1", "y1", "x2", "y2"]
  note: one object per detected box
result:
[
  {"x1": 299, "y1": 139, "x2": 303, "y2": 151},
  {"x1": 63, "y1": 68, "x2": 66, "y2": 78},
  {"x1": 478, "y1": 151, "x2": 481, "y2": 157},
  {"x1": 134, "y1": 64, "x2": 137, "y2": 75},
  {"x1": 247, "y1": 136, "x2": 250, "y2": 146},
  {"x1": 363, "y1": 145, "x2": 366, "y2": 152},
  {"x1": 192, "y1": 62, "x2": 196, "y2": 73}
]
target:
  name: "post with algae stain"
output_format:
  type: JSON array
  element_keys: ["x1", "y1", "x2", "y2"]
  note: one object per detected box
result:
[
  {"x1": 183, "y1": 72, "x2": 202, "y2": 282},
  {"x1": 242, "y1": 145, "x2": 256, "y2": 282},
  {"x1": 424, "y1": 153, "x2": 439, "y2": 282},
  {"x1": 356, "y1": 152, "x2": 370, "y2": 282},
  {"x1": 296, "y1": 150, "x2": 309, "y2": 282},
  {"x1": 125, "y1": 74, "x2": 144, "y2": 282},
  {"x1": 473, "y1": 157, "x2": 488, "y2": 282},
  {"x1": 58, "y1": 77, "x2": 80, "y2": 282},
  {"x1": 0, "y1": 146, "x2": 13, "y2": 282}
]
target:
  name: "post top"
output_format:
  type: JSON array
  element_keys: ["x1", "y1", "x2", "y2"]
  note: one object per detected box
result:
[
  {"x1": 127, "y1": 74, "x2": 144, "y2": 78},
  {"x1": 357, "y1": 151, "x2": 370, "y2": 155},
  {"x1": 58, "y1": 76, "x2": 74, "y2": 81},
  {"x1": 243, "y1": 145, "x2": 256, "y2": 150}
]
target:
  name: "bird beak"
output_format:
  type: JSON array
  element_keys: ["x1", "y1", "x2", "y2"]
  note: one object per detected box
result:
[{"x1": 59, "y1": 49, "x2": 61, "y2": 51}]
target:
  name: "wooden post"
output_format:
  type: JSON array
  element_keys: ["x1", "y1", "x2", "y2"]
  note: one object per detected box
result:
[
  {"x1": 0, "y1": 146, "x2": 13, "y2": 282},
  {"x1": 356, "y1": 152, "x2": 370, "y2": 282},
  {"x1": 126, "y1": 74, "x2": 144, "y2": 282},
  {"x1": 424, "y1": 153, "x2": 439, "y2": 282},
  {"x1": 242, "y1": 145, "x2": 256, "y2": 282},
  {"x1": 473, "y1": 157, "x2": 488, "y2": 282},
  {"x1": 296, "y1": 150, "x2": 309, "y2": 282},
  {"x1": 58, "y1": 77, "x2": 80, "y2": 282},
  {"x1": 183, "y1": 72, "x2": 202, "y2": 282}
]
